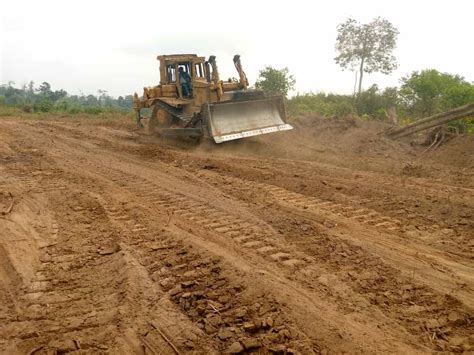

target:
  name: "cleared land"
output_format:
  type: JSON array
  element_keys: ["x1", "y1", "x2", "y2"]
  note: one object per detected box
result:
[{"x1": 0, "y1": 114, "x2": 473, "y2": 354}]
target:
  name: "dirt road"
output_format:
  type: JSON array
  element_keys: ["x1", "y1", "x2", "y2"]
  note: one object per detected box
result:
[{"x1": 0, "y1": 115, "x2": 472, "y2": 354}]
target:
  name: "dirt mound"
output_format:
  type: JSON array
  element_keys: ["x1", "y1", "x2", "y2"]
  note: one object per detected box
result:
[
  {"x1": 290, "y1": 114, "x2": 413, "y2": 156},
  {"x1": 186, "y1": 114, "x2": 418, "y2": 178},
  {"x1": 200, "y1": 114, "x2": 411, "y2": 159},
  {"x1": 426, "y1": 134, "x2": 474, "y2": 168},
  {"x1": 186, "y1": 114, "x2": 472, "y2": 182}
]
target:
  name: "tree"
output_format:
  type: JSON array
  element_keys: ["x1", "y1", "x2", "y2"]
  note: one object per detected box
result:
[
  {"x1": 97, "y1": 89, "x2": 110, "y2": 106},
  {"x1": 27, "y1": 81, "x2": 35, "y2": 94},
  {"x1": 399, "y1": 69, "x2": 474, "y2": 117},
  {"x1": 85, "y1": 94, "x2": 99, "y2": 107},
  {"x1": 355, "y1": 84, "x2": 399, "y2": 120},
  {"x1": 0, "y1": 81, "x2": 135, "y2": 113},
  {"x1": 38, "y1": 82, "x2": 52, "y2": 96},
  {"x1": 51, "y1": 89, "x2": 68, "y2": 101},
  {"x1": 335, "y1": 17, "x2": 399, "y2": 95},
  {"x1": 27, "y1": 81, "x2": 35, "y2": 98},
  {"x1": 255, "y1": 66, "x2": 295, "y2": 97}
]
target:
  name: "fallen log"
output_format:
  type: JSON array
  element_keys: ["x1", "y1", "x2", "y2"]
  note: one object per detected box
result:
[{"x1": 386, "y1": 103, "x2": 474, "y2": 139}]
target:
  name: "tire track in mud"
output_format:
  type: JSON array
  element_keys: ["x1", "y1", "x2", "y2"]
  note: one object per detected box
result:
[
  {"x1": 196, "y1": 169, "x2": 456, "y2": 236},
  {"x1": 44, "y1": 136, "x2": 474, "y2": 353},
  {"x1": 2, "y1": 122, "x2": 330, "y2": 353},
  {"x1": 0, "y1": 152, "x2": 66, "y2": 352},
  {"x1": 191, "y1": 156, "x2": 473, "y2": 245},
  {"x1": 0, "y1": 146, "x2": 151, "y2": 353},
  {"x1": 3, "y1": 142, "x2": 316, "y2": 353},
  {"x1": 249, "y1": 158, "x2": 474, "y2": 206},
  {"x1": 0, "y1": 150, "x2": 194, "y2": 353},
  {"x1": 189, "y1": 170, "x2": 474, "y2": 352},
  {"x1": 262, "y1": 182, "x2": 401, "y2": 231},
  {"x1": 104, "y1": 168, "x2": 315, "y2": 275},
  {"x1": 4, "y1": 121, "x2": 473, "y2": 352},
  {"x1": 80, "y1": 161, "x2": 474, "y2": 353},
  {"x1": 0, "y1": 244, "x2": 22, "y2": 326},
  {"x1": 25, "y1": 120, "x2": 474, "y2": 237},
  {"x1": 23, "y1": 120, "x2": 457, "y2": 237},
  {"x1": 91, "y1": 193, "x2": 315, "y2": 353},
  {"x1": 197, "y1": 169, "x2": 471, "y2": 275},
  {"x1": 44, "y1": 155, "x2": 401, "y2": 352},
  {"x1": 0, "y1": 166, "x2": 125, "y2": 353}
]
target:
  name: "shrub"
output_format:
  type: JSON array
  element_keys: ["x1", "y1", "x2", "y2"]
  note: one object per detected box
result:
[
  {"x1": 33, "y1": 98, "x2": 53, "y2": 112},
  {"x1": 288, "y1": 93, "x2": 356, "y2": 117},
  {"x1": 67, "y1": 106, "x2": 81, "y2": 114},
  {"x1": 84, "y1": 106, "x2": 103, "y2": 115}
]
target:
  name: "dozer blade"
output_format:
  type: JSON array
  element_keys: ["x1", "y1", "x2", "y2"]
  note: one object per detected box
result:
[{"x1": 202, "y1": 96, "x2": 293, "y2": 143}]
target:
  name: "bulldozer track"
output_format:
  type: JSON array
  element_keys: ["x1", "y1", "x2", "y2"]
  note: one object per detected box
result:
[
  {"x1": 91, "y1": 187, "x2": 313, "y2": 352},
  {"x1": 206, "y1": 172, "x2": 403, "y2": 232},
  {"x1": 102, "y1": 168, "x2": 314, "y2": 275},
  {"x1": 192, "y1": 170, "x2": 474, "y2": 299},
  {"x1": 0, "y1": 181, "x2": 122, "y2": 352},
  {"x1": 73, "y1": 161, "x2": 474, "y2": 349},
  {"x1": 1, "y1": 119, "x2": 473, "y2": 353},
  {"x1": 4, "y1": 151, "x2": 315, "y2": 352}
]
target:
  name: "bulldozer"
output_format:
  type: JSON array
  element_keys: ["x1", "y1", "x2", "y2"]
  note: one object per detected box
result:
[{"x1": 133, "y1": 54, "x2": 293, "y2": 143}]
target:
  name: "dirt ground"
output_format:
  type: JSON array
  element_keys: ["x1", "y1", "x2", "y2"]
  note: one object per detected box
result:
[{"x1": 0, "y1": 113, "x2": 472, "y2": 354}]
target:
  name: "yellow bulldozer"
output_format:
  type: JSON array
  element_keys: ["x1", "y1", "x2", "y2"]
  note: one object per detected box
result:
[{"x1": 133, "y1": 54, "x2": 293, "y2": 143}]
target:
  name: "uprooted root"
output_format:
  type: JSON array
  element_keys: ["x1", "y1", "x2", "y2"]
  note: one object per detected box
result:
[{"x1": 422, "y1": 126, "x2": 457, "y2": 153}]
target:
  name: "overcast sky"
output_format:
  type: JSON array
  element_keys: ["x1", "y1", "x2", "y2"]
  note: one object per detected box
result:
[{"x1": 1, "y1": 0, "x2": 473, "y2": 97}]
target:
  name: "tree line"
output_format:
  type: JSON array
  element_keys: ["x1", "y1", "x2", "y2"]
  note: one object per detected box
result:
[
  {"x1": 255, "y1": 66, "x2": 474, "y2": 129},
  {"x1": 0, "y1": 81, "x2": 133, "y2": 114},
  {"x1": 254, "y1": 16, "x2": 474, "y2": 131},
  {"x1": 2, "y1": 15, "x2": 473, "y2": 133}
]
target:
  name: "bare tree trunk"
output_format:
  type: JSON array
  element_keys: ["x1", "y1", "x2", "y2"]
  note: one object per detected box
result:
[
  {"x1": 353, "y1": 72, "x2": 358, "y2": 96},
  {"x1": 357, "y1": 57, "x2": 365, "y2": 96},
  {"x1": 388, "y1": 106, "x2": 398, "y2": 125},
  {"x1": 386, "y1": 103, "x2": 474, "y2": 139}
]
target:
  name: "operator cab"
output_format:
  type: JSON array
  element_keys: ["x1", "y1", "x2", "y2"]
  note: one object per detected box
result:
[{"x1": 158, "y1": 54, "x2": 208, "y2": 99}]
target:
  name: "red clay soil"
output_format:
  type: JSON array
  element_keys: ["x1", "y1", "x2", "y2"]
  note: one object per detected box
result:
[{"x1": 0, "y1": 114, "x2": 472, "y2": 354}]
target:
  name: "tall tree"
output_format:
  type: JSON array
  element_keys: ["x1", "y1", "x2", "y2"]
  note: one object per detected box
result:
[
  {"x1": 97, "y1": 89, "x2": 109, "y2": 106},
  {"x1": 255, "y1": 66, "x2": 295, "y2": 97},
  {"x1": 38, "y1": 82, "x2": 52, "y2": 97},
  {"x1": 335, "y1": 17, "x2": 399, "y2": 95},
  {"x1": 27, "y1": 81, "x2": 35, "y2": 97},
  {"x1": 399, "y1": 69, "x2": 474, "y2": 117}
]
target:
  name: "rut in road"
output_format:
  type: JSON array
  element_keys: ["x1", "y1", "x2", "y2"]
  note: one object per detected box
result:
[
  {"x1": 69, "y1": 151, "x2": 474, "y2": 353},
  {"x1": 0, "y1": 130, "x2": 318, "y2": 353},
  {"x1": 1, "y1": 119, "x2": 473, "y2": 353}
]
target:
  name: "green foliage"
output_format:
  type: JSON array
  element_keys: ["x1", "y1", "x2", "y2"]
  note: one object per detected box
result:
[
  {"x1": 288, "y1": 86, "x2": 400, "y2": 120},
  {"x1": 0, "y1": 104, "x2": 23, "y2": 117},
  {"x1": 255, "y1": 66, "x2": 295, "y2": 97},
  {"x1": 67, "y1": 106, "x2": 81, "y2": 114},
  {"x1": 33, "y1": 97, "x2": 53, "y2": 112},
  {"x1": 335, "y1": 17, "x2": 399, "y2": 94},
  {"x1": 466, "y1": 117, "x2": 474, "y2": 133},
  {"x1": 356, "y1": 85, "x2": 399, "y2": 120},
  {"x1": 83, "y1": 106, "x2": 103, "y2": 115},
  {"x1": 0, "y1": 82, "x2": 133, "y2": 115},
  {"x1": 399, "y1": 69, "x2": 474, "y2": 116},
  {"x1": 289, "y1": 68, "x2": 473, "y2": 132},
  {"x1": 288, "y1": 93, "x2": 355, "y2": 117}
]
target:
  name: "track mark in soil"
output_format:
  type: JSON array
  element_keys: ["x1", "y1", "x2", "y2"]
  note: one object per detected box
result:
[{"x1": 101, "y1": 168, "x2": 314, "y2": 276}]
